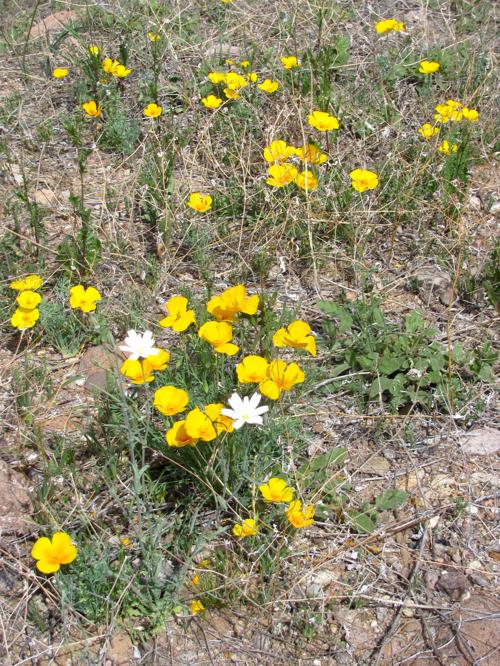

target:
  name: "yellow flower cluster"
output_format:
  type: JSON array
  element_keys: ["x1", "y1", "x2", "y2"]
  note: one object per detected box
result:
[
  {"x1": 121, "y1": 349, "x2": 171, "y2": 385},
  {"x1": 9, "y1": 274, "x2": 43, "y2": 330},
  {"x1": 120, "y1": 285, "x2": 313, "y2": 450},
  {"x1": 418, "y1": 98, "x2": 479, "y2": 157},
  {"x1": 374, "y1": 19, "x2": 405, "y2": 34},
  {"x1": 259, "y1": 478, "x2": 315, "y2": 528},
  {"x1": 201, "y1": 60, "x2": 279, "y2": 108},
  {"x1": 102, "y1": 57, "x2": 133, "y2": 78},
  {"x1": 233, "y1": 477, "x2": 315, "y2": 541},
  {"x1": 81, "y1": 42, "x2": 162, "y2": 119},
  {"x1": 434, "y1": 99, "x2": 479, "y2": 124},
  {"x1": 263, "y1": 139, "x2": 328, "y2": 192}
]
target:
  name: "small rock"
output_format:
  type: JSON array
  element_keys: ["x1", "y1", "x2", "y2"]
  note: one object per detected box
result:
[
  {"x1": 79, "y1": 345, "x2": 121, "y2": 391},
  {"x1": 437, "y1": 571, "x2": 469, "y2": 601},
  {"x1": 414, "y1": 267, "x2": 451, "y2": 305},
  {"x1": 29, "y1": 10, "x2": 78, "y2": 39},
  {"x1": 106, "y1": 632, "x2": 135, "y2": 665},
  {"x1": 305, "y1": 569, "x2": 338, "y2": 597},
  {"x1": 461, "y1": 427, "x2": 500, "y2": 456},
  {"x1": 468, "y1": 194, "x2": 482, "y2": 210},
  {"x1": 468, "y1": 572, "x2": 488, "y2": 588},
  {"x1": 0, "y1": 461, "x2": 32, "y2": 535},
  {"x1": 359, "y1": 455, "x2": 390, "y2": 475},
  {"x1": 32, "y1": 189, "x2": 58, "y2": 206}
]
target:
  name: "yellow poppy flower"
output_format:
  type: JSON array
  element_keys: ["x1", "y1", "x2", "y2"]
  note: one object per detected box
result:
[
  {"x1": 113, "y1": 64, "x2": 133, "y2": 78},
  {"x1": 153, "y1": 386, "x2": 189, "y2": 416},
  {"x1": 82, "y1": 100, "x2": 102, "y2": 117},
  {"x1": 295, "y1": 144, "x2": 328, "y2": 165},
  {"x1": 281, "y1": 55, "x2": 299, "y2": 69},
  {"x1": 349, "y1": 168, "x2": 379, "y2": 192},
  {"x1": 16, "y1": 290, "x2": 41, "y2": 310},
  {"x1": 198, "y1": 321, "x2": 239, "y2": 355},
  {"x1": 434, "y1": 99, "x2": 463, "y2": 123},
  {"x1": 263, "y1": 140, "x2": 295, "y2": 163},
  {"x1": 146, "y1": 349, "x2": 170, "y2": 371},
  {"x1": 11, "y1": 308, "x2": 40, "y2": 330},
  {"x1": 159, "y1": 296, "x2": 196, "y2": 332},
  {"x1": 166, "y1": 420, "x2": 198, "y2": 447},
  {"x1": 224, "y1": 88, "x2": 240, "y2": 99},
  {"x1": 438, "y1": 140, "x2": 458, "y2": 155},
  {"x1": 189, "y1": 600, "x2": 205, "y2": 615},
  {"x1": 247, "y1": 72, "x2": 258, "y2": 82},
  {"x1": 418, "y1": 123, "x2": 440, "y2": 139},
  {"x1": 233, "y1": 518, "x2": 258, "y2": 537},
  {"x1": 266, "y1": 163, "x2": 298, "y2": 187},
  {"x1": 272, "y1": 320, "x2": 316, "y2": 356},
  {"x1": 259, "y1": 360, "x2": 305, "y2": 400},
  {"x1": 307, "y1": 110, "x2": 339, "y2": 131},
  {"x1": 9, "y1": 274, "x2": 42, "y2": 291},
  {"x1": 258, "y1": 79, "x2": 279, "y2": 93},
  {"x1": 259, "y1": 478, "x2": 294, "y2": 503},
  {"x1": 419, "y1": 60, "x2": 440, "y2": 74},
  {"x1": 201, "y1": 95, "x2": 223, "y2": 109},
  {"x1": 206, "y1": 285, "x2": 259, "y2": 321},
  {"x1": 286, "y1": 500, "x2": 315, "y2": 529},
  {"x1": 52, "y1": 67, "x2": 68, "y2": 79},
  {"x1": 184, "y1": 407, "x2": 218, "y2": 441},
  {"x1": 375, "y1": 19, "x2": 405, "y2": 34},
  {"x1": 188, "y1": 192, "x2": 212, "y2": 212},
  {"x1": 295, "y1": 170, "x2": 318, "y2": 191},
  {"x1": 69, "y1": 285, "x2": 101, "y2": 313},
  {"x1": 147, "y1": 31, "x2": 161, "y2": 42},
  {"x1": 120, "y1": 359, "x2": 155, "y2": 385},
  {"x1": 204, "y1": 403, "x2": 234, "y2": 433},
  {"x1": 88, "y1": 45, "x2": 100, "y2": 56},
  {"x1": 462, "y1": 107, "x2": 479, "y2": 121},
  {"x1": 31, "y1": 532, "x2": 77, "y2": 574},
  {"x1": 236, "y1": 355, "x2": 269, "y2": 384},
  {"x1": 143, "y1": 103, "x2": 162, "y2": 117},
  {"x1": 225, "y1": 72, "x2": 248, "y2": 91},
  {"x1": 207, "y1": 72, "x2": 226, "y2": 84}
]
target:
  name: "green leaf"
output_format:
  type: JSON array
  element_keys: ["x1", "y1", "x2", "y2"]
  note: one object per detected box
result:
[
  {"x1": 358, "y1": 352, "x2": 379, "y2": 371},
  {"x1": 452, "y1": 342, "x2": 466, "y2": 363},
  {"x1": 348, "y1": 511, "x2": 376, "y2": 534},
  {"x1": 309, "y1": 447, "x2": 346, "y2": 472},
  {"x1": 378, "y1": 354, "x2": 404, "y2": 375},
  {"x1": 328, "y1": 363, "x2": 351, "y2": 378},
  {"x1": 375, "y1": 489, "x2": 408, "y2": 511},
  {"x1": 405, "y1": 311, "x2": 424, "y2": 333},
  {"x1": 478, "y1": 364, "x2": 492, "y2": 380},
  {"x1": 317, "y1": 301, "x2": 353, "y2": 333}
]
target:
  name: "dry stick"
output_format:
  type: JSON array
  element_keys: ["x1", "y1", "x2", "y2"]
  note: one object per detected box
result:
[
  {"x1": 418, "y1": 611, "x2": 448, "y2": 666},
  {"x1": 370, "y1": 523, "x2": 429, "y2": 665}
]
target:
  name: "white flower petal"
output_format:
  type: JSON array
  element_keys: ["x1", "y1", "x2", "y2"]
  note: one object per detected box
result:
[
  {"x1": 232, "y1": 419, "x2": 244, "y2": 430},
  {"x1": 248, "y1": 392, "x2": 262, "y2": 409},
  {"x1": 247, "y1": 416, "x2": 263, "y2": 425}
]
